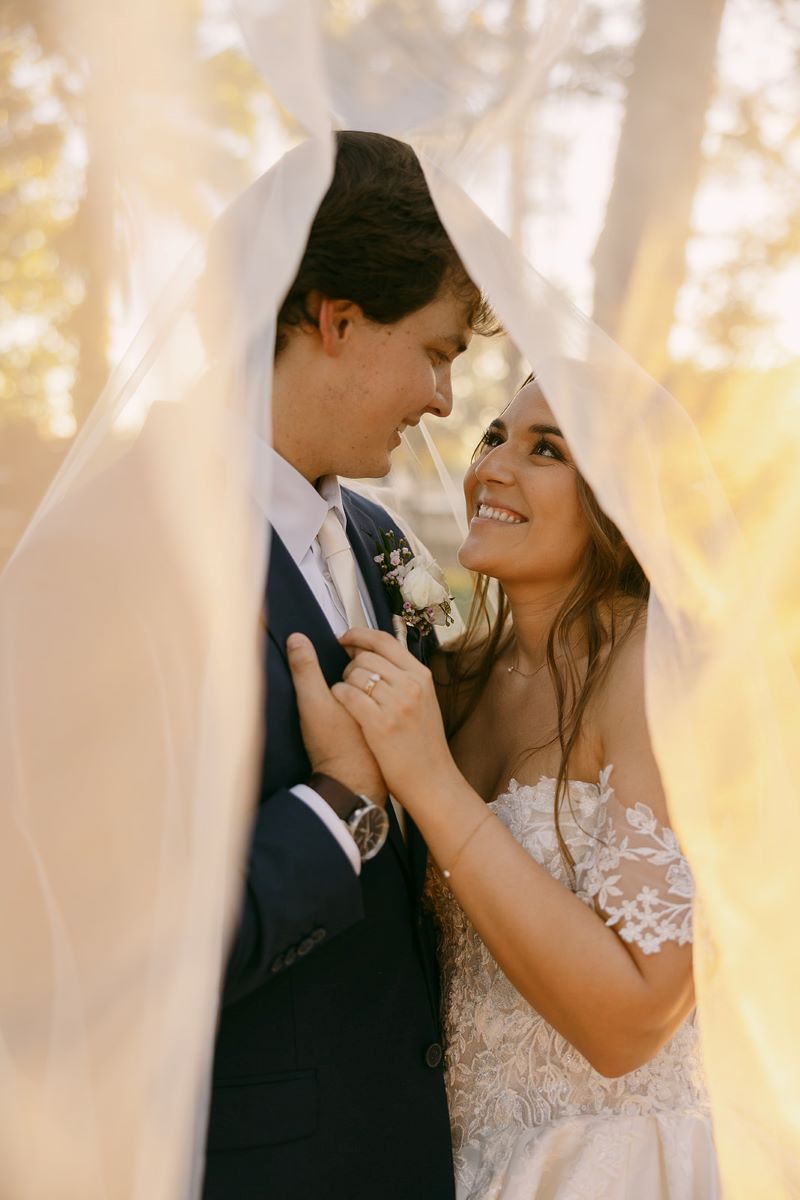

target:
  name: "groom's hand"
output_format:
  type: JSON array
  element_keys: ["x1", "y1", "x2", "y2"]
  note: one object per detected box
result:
[{"x1": 287, "y1": 632, "x2": 387, "y2": 804}]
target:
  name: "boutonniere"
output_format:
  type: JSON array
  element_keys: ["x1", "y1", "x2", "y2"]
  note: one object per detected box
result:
[{"x1": 373, "y1": 529, "x2": 455, "y2": 640}]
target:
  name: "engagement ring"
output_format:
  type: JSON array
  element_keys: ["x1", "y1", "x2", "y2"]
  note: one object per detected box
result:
[{"x1": 363, "y1": 672, "x2": 382, "y2": 699}]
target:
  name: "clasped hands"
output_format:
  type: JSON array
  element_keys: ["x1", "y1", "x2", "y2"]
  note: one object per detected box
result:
[{"x1": 287, "y1": 628, "x2": 453, "y2": 811}]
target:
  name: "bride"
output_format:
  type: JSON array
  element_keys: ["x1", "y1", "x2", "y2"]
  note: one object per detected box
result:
[{"x1": 295, "y1": 375, "x2": 720, "y2": 1198}]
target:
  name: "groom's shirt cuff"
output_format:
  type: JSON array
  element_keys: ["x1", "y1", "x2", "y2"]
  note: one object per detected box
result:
[{"x1": 291, "y1": 784, "x2": 361, "y2": 875}]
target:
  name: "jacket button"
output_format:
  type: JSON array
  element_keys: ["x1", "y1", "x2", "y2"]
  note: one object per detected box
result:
[
  {"x1": 270, "y1": 953, "x2": 285, "y2": 974},
  {"x1": 311, "y1": 928, "x2": 326, "y2": 945},
  {"x1": 283, "y1": 946, "x2": 298, "y2": 967},
  {"x1": 424, "y1": 1042, "x2": 443, "y2": 1069},
  {"x1": 297, "y1": 936, "x2": 315, "y2": 957}
]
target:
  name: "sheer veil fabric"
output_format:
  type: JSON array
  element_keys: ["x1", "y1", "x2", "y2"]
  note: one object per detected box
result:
[
  {"x1": 1, "y1": 1, "x2": 798, "y2": 1198},
  {"x1": 0, "y1": 6, "x2": 335, "y2": 1196}
]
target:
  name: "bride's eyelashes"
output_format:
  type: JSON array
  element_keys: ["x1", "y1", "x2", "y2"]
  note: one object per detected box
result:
[
  {"x1": 531, "y1": 437, "x2": 564, "y2": 462},
  {"x1": 472, "y1": 428, "x2": 565, "y2": 463},
  {"x1": 473, "y1": 427, "x2": 504, "y2": 460}
]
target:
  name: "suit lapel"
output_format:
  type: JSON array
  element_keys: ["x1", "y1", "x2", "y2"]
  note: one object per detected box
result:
[
  {"x1": 345, "y1": 501, "x2": 429, "y2": 662},
  {"x1": 266, "y1": 530, "x2": 349, "y2": 686},
  {"x1": 267, "y1": 520, "x2": 412, "y2": 879},
  {"x1": 343, "y1": 499, "x2": 394, "y2": 635},
  {"x1": 343, "y1": 493, "x2": 429, "y2": 895}
]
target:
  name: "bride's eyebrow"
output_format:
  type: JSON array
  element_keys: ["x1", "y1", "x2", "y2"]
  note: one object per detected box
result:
[{"x1": 529, "y1": 422, "x2": 564, "y2": 438}]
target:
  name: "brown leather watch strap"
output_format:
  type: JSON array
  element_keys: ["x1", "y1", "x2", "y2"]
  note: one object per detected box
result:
[{"x1": 308, "y1": 772, "x2": 362, "y2": 821}]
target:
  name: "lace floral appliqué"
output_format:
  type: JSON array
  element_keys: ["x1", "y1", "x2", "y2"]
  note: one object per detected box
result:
[{"x1": 576, "y1": 766, "x2": 695, "y2": 955}]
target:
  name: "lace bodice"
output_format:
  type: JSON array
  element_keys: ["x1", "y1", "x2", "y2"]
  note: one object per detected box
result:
[{"x1": 428, "y1": 767, "x2": 710, "y2": 1194}]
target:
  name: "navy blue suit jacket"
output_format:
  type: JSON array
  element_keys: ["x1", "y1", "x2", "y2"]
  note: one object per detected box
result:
[{"x1": 202, "y1": 488, "x2": 455, "y2": 1200}]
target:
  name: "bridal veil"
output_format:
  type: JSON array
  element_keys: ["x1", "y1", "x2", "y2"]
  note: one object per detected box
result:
[{"x1": 1, "y1": 1, "x2": 798, "y2": 1196}]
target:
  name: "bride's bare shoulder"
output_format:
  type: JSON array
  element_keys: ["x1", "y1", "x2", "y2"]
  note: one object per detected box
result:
[
  {"x1": 586, "y1": 606, "x2": 648, "y2": 748},
  {"x1": 603, "y1": 606, "x2": 648, "y2": 700},
  {"x1": 593, "y1": 606, "x2": 670, "y2": 818}
]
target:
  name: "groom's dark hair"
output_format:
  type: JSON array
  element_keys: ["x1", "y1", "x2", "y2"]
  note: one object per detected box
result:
[{"x1": 276, "y1": 130, "x2": 496, "y2": 354}]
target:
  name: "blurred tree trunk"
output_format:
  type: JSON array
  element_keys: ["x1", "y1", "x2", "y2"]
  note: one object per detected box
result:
[{"x1": 591, "y1": 0, "x2": 727, "y2": 378}]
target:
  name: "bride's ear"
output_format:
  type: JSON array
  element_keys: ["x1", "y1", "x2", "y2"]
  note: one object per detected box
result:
[{"x1": 312, "y1": 294, "x2": 363, "y2": 357}]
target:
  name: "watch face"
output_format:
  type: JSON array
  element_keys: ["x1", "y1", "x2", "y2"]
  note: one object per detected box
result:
[{"x1": 350, "y1": 802, "x2": 390, "y2": 861}]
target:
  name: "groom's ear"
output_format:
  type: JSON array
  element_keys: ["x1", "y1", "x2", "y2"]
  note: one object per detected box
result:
[{"x1": 312, "y1": 294, "x2": 363, "y2": 358}]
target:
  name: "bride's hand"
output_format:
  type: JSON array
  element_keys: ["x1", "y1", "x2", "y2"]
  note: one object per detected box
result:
[{"x1": 336, "y1": 628, "x2": 458, "y2": 808}]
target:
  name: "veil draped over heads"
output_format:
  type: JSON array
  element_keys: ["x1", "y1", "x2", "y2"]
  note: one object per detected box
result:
[{"x1": 1, "y1": 0, "x2": 798, "y2": 1197}]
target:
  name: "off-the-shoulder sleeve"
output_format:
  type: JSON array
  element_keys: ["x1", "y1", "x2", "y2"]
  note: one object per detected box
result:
[{"x1": 576, "y1": 766, "x2": 694, "y2": 955}]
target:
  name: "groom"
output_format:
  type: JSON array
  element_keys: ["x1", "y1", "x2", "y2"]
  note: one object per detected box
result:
[{"x1": 202, "y1": 132, "x2": 493, "y2": 1200}]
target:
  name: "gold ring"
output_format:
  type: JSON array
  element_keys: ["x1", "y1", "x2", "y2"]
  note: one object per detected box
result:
[{"x1": 363, "y1": 672, "x2": 382, "y2": 699}]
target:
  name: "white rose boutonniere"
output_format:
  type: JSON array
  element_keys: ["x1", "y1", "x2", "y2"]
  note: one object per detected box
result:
[
  {"x1": 373, "y1": 529, "x2": 455, "y2": 640},
  {"x1": 402, "y1": 557, "x2": 450, "y2": 614}
]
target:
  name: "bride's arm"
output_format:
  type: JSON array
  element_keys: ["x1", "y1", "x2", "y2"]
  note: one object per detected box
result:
[{"x1": 325, "y1": 627, "x2": 694, "y2": 1079}]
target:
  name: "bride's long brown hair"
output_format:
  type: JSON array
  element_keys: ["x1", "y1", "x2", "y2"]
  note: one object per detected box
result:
[{"x1": 441, "y1": 380, "x2": 650, "y2": 881}]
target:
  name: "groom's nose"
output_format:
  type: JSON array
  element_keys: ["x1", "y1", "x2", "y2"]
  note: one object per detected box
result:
[{"x1": 427, "y1": 366, "x2": 453, "y2": 418}]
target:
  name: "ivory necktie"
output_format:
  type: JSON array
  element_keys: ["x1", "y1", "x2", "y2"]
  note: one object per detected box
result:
[{"x1": 315, "y1": 508, "x2": 369, "y2": 629}]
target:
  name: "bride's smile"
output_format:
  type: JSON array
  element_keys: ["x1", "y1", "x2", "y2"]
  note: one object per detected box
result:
[{"x1": 472, "y1": 501, "x2": 528, "y2": 524}]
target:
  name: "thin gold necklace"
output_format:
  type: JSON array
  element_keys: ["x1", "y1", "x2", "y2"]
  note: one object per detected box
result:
[{"x1": 506, "y1": 657, "x2": 550, "y2": 679}]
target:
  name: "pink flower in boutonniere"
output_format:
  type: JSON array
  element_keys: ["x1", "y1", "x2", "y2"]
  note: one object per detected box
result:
[{"x1": 373, "y1": 529, "x2": 454, "y2": 640}]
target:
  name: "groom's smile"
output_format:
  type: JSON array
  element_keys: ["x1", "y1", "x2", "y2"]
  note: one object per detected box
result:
[{"x1": 391, "y1": 416, "x2": 421, "y2": 449}]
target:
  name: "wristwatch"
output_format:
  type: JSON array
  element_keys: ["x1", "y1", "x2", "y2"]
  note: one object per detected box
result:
[{"x1": 309, "y1": 772, "x2": 389, "y2": 861}]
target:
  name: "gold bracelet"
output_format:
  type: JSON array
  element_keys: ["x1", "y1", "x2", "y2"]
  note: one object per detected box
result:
[{"x1": 441, "y1": 811, "x2": 493, "y2": 881}]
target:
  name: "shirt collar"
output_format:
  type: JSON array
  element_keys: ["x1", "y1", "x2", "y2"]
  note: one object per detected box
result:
[{"x1": 263, "y1": 442, "x2": 347, "y2": 566}]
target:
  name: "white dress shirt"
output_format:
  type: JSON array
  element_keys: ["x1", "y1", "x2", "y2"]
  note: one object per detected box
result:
[{"x1": 256, "y1": 440, "x2": 379, "y2": 874}]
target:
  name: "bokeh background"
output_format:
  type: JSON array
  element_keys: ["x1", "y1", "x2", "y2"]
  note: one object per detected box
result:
[{"x1": 3, "y1": 0, "x2": 799, "y2": 612}]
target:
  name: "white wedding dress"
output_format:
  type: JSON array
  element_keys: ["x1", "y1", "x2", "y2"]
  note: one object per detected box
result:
[{"x1": 429, "y1": 767, "x2": 720, "y2": 1200}]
